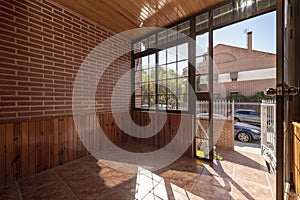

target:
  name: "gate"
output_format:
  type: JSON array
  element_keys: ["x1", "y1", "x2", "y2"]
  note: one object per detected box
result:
[{"x1": 261, "y1": 99, "x2": 276, "y2": 174}]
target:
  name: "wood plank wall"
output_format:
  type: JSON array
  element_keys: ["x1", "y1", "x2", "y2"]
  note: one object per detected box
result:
[{"x1": 0, "y1": 111, "x2": 194, "y2": 186}]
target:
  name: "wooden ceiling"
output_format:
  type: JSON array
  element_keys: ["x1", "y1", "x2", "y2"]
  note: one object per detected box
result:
[{"x1": 51, "y1": 0, "x2": 224, "y2": 40}]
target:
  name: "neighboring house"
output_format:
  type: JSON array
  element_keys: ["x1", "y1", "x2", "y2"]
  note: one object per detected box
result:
[{"x1": 197, "y1": 32, "x2": 276, "y2": 98}]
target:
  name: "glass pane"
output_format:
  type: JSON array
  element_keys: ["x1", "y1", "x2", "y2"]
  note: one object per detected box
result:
[
  {"x1": 158, "y1": 50, "x2": 166, "y2": 65},
  {"x1": 256, "y1": 0, "x2": 276, "y2": 11},
  {"x1": 135, "y1": 58, "x2": 142, "y2": 71},
  {"x1": 213, "y1": 3, "x2": 233, "y2": 26},
  {"x1": 196, "y1": 138, "x2": 209, "y2": 159},
  {"x1": 148, "y1": 34, "x2": 156, "y2": 48},
  {"x1": 178, "y1": 21, "x2": 190, "y2": 36},
  {"x1": 167, "y1": 94, "x2": 176, "y2": 110},
  {"x1": 177, "y1": 43, "x2": 188, "y2": 61},
  {"x1": 158, "y1": 95, "x2": 167, "y2": 110},
  {"x1": 196, "y1": 12, "x2": 209, "y2": 32},
  {"x1": 158, "y1": 80, "x2": 167, "y2": 94},
  {"x1": 142, "y1": 84, "x2": 148, "y2": 96},
  {"x1": 178, "y1": 95, "x2": 188, "y2": 110},
  {"x1": 178, "y1": 61, "x2": 188, "y2": 77},
  {"x1": 149, "y1": 82, "x2": 156, "y2": 95},
  {"x1": 157, "y1": 30, "x2": 167, "y2": 45},
  {"x1": 168, "y1": 26, "x2": 177, "y2": 42},
  {"x1": 196, "y1": 75, "x2": 209, "y2": 92},
  {"x1": 142, "y1": 56, "x2": 148, "y2": 69},
  {"x1": 235, "y1": 0, "x2": 255, "y2": 19},
  {"x1": 142, "y1": 69, "x2": 148, "y2": 82},
  {"x1": 158, "y1": 65, "x2": 167, "y2": 80},
  {"x1": 149, "y1": 54, "x2": 156, "y2": 68},
  {"x1": 196, "y1": 33, "x2": 209, "y2": 56},
  {"x1": 149, "y1": 96, "x2": 156, "y2": 108},
  {"x1": 167, "y1": 63, "x2": 176, "y2": 78},
  {"x1": 167, "y1": 47, "x2": 176, "y2": 63},
  {"x1": 142, "y1": 97, "x2": 149, "y2": 108},
  {"x1": 148, "y1": 68, "x2": 156, "y2": 81},
  {"x1": 178, "y1": 78, "x2": 188, "y2": 94},
  {"x1": 167, "y1": 79, "x2": 177, "y2": 95},
  {"x1": 196, "y1": 56, "x2": 209, "y2": 75}
]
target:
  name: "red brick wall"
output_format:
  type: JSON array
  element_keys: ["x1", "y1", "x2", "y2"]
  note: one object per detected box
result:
[
  {"x1": 215, "y1": 119, "x2": 234, "y2": 150},
  {"x1": 196, "y1": 118, "x2": 234, "y2": 150},
  {"x1": 213, "y1": 44, "x2": 276, "y2": 74},
  {"x1": 0, "y1": 0, "x2": 131, "y2": 123},
  {"x1": 214, "y1": 78, "x2": 276, "y2": 97}
]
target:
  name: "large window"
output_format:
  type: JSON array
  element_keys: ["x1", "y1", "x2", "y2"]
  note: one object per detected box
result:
[
  {"x1": 133, "y1": 0, "x2": 275, "y2": 111},
  {"x1": 135, "y1": 43, "x2": 189, "y2": 111}
]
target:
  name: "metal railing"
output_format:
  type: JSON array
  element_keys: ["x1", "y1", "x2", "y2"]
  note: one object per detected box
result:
[{"x1": 261, "y1": 99, "x2": 276, "y2": 174}]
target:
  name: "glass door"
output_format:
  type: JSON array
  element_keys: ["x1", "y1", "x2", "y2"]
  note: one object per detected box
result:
[
  {"x1": 276, "y1": 0, "x2": 299, "y2": 199},
  {"x1": 194, "y1": 32, "x2": 214, "y2": 160}
]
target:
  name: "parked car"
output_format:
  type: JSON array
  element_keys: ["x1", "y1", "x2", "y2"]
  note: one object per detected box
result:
[
  {"x1": 228, "y1": 109, "x2": 261, "y2": 125},
  {"x1": 234, "y1": 122, "x2": 261, "y2": 142}
]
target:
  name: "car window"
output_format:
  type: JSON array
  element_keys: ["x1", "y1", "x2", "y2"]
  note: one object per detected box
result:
[
  {"x1": 237, "y1": 111, "x2": 249, "y2": 115},
  {"x1": 250, "y1": 111, "x2": 260, "y2": 116}
]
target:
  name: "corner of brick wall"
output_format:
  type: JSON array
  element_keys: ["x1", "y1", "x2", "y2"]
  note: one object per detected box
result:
[{"x1": 215, "y1": 119, "x2": 234, "y2": 150}]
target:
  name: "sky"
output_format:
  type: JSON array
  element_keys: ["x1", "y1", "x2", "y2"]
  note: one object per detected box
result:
[
  {"x1": 196, "y1": 11, "x2": 276, "y2": 55},
  {"x1": 213, "y1": 11, "x2": 276, "y2": 54}
]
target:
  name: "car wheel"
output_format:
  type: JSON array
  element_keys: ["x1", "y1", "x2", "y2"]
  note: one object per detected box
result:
[
  {"x1": 237, "y1": 132, "x2": 251, "y2": 142},
  {"x1": 234, "y1": 117, "x2": 240, "y2": 122}
]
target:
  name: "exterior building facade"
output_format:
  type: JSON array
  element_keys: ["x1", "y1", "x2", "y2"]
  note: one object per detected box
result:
[{"x1": 197, "y1": 32, "x2": 276, "y2": 98}]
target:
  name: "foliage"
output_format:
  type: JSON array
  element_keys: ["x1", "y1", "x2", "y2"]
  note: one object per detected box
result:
[
  {"x1": 215, "y1": 152, "x2": 223, "y2": 161},
  {"x1": 141, "y1": 66, "x2": 188, "y2": 106},
  {"x1": 226, "y1": 91, "x2": 276, "y2": 102}
]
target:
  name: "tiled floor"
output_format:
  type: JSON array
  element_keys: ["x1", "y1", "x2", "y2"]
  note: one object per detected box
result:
[{"x1": 0, "y1": 142, "x2": 279, "y2": 200}]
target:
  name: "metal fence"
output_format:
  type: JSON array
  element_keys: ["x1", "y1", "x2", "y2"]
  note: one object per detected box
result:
[
  {"x1": 261, "y1": 99, "x2": 276, "y2": 174},
  {"x1": 196, "y1": 100, "x2": 233, "y2": 118}
]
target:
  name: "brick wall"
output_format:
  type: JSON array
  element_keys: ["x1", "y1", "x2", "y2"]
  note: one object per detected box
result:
[
  {"x1": 215, "y1": 119, "x2": 234, "y2": 150},
  {"x1": 196, "y1": 118, "x2": 234, "y2": 150},
  {"x1": 0, "y1": 0, "x2": 131, "y2": 123},
  {"x1": 214, "y1": 78, "x2": 276, "y2": 97},
  {"x1": 213, "y1": 44, "x2": 276, "y2": 74}
]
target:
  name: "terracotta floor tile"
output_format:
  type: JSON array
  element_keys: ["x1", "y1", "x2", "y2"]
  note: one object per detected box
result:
[
  {"x1": 118, "y1": 177, "x2": 137, "y2": 196},
  {"x1": 98, "y1": 187, "x2": 133, "y2": 200},
  {"x1": 234, "y1": 165, "x2": 269, "y2": 186},
  {"x1": 59, "y1": 166, "x2": 100, "y2": 188},
  {"x1": 0, "y1": 143, "x2": 277, "y2": 200},
  {"x1": 22, "y1": 180, "x2": 76, "y2": 200},
  {"x1": 166, "y1": 178, "x2": 196, "y2": 191},
  {"x1": 101, "y1": 169, "x2": 134, "y2": 185},
  {"x1": 231, "y1": 177, "x2": 273, "y2": 200},
  {"x1": 19, "y1": 170, "x2": 59, "y2": 193},
  {"x1": 0, "y1": 184, "x2": 19, "y2": 200},
  {"x1": 53, "y1": 160, "x2": 90, "y2": 178},
  {"x1": 190, "y1": 181, "x2": 232, "y2": 199},
  {"x1": 69, "y1": 177, "x2": 115, "y2": 200},
  {"x1": 198, "y1": 174, "x2": 233, "y2": 192},
  {"x1": 158, "y1": 169, "x2": 200, "y2": 182}
]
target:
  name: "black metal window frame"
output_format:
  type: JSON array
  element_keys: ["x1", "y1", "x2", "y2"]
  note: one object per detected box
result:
[{"x1": 131, "y1": 0, "x2": 276, "y2": 113}]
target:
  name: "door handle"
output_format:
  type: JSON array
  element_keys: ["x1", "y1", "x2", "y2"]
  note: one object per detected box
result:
[{"x1": 265, "y1": 86, "x2": 298, "y2": 96}]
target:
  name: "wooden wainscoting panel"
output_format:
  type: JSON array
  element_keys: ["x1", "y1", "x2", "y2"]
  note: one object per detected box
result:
[{"x1": 0, "y1": 124, "x2": 5, "y2": 186}]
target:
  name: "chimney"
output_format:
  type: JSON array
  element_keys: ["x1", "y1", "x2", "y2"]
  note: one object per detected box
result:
[{"x1": 247, "y1": 31, "x2": 252, "y2": 50}]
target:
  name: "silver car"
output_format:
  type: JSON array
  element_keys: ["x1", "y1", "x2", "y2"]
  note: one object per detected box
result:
[{"x1": 229, "y1": 109, "x2": 261, "y2": 125}]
